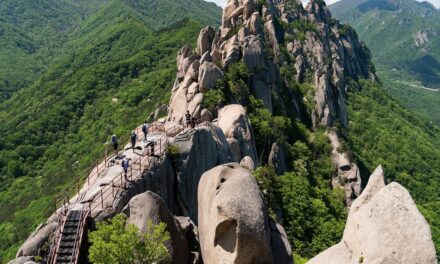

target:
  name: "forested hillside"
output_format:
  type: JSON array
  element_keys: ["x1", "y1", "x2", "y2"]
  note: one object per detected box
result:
[
  {"x1": 0, "y1": 0, "x2": 111, "y2": 101},
  {"x1": 329, "y1": 0, "x2": 440, "y2": 124},
  {"x1": 0, "y1": 0, "x2": 221, "y2": 102},
  {"x1": 0, "y1": 0, "x2": 221, "y2": 262}
]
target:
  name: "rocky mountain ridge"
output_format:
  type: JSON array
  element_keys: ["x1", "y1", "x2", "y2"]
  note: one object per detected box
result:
[
  {"x1": 7, "y1": 0, "x2": 438, "y2": 263},
  {"x1": 169, "y1": 0, "x2": 374, "y2": 129}
]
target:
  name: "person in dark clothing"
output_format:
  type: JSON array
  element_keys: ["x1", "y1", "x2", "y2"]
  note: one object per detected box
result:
[
  {"x1": 185, "y1": 110, "x2": 192, "y2": 128},
  {"x1": 122, "y1": 158, "x2": 129, "y2": 181},
  {"x1": 142, "y1": 122, "x2": 149, "y2": 142},
  {"x1": 111, "y1": 134, "x2": 119, "y2": 157},
  {"x1": 149, "y1": 142, "x2": 155, "y2": 157},
  {"x1": 130, "y1": 130, "x2": 137, "y2": 152}
]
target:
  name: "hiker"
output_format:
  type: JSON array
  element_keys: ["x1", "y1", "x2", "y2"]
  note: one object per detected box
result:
[
  {"x1": 191, "y1": 117, "x2": 197, "y2": 128},
  {"x1": 142, "y1": 122, "x2": 149, "y2": 142},
  {"x1": 111, "y1": 134, "x2": 119, "y2": 157},
  {"x1": 122, "y1": 158, "x2": 129, "y2": 181},
  {"x1": 185, "y1": 111, "x2": 192, "y2": 128},
  {"x1": 130, "y1": 130, "x2": 137, "y2": 152}
]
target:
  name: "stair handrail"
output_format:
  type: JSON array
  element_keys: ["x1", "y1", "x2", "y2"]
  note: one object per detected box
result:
[
  {"x1": 47, "y1": 208, "x2": 68, "y2": 264},
  {"x1": 85, "y1": 122, "x2": 185, "y2": 214},
  {"x1": 71, "y1": 209, "x2": 90, "y2": 264},
  {"x1": 48, "y1": 119, "x2": 212, "y2": 263},
  {"x1": 53, "y1": 119, "x2": 210, "y2": 212}
]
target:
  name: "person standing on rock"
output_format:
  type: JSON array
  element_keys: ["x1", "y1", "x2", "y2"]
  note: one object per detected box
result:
[
  {"x1": 185, "y1": 110, "x2": 192, "y2": 128},
  {"x1": 142, "y1": 121, "x2": 149, "y2": 142},
  {"x1": 122, "y1": 158, "x2": 130, "y2": 181},
  {"x1": 130, "y1": 130, "x2": 137, "y2": 152},
  {"x1": 111, "y1": 134, "x2": 119, "y2": 157}
]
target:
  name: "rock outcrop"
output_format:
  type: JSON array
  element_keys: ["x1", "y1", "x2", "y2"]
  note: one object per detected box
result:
[
  {"x1": 16, "y1": 221, "x2": 58, "y2": 258},
  {"x1": 198, "y1": 163, "x2": 274, "y2": 264},
  {"x1": 123, "y1": 191, "x2": 189, "y2": 264},
  {"x1": 172, "y1": 123, "x2": 233, "y2": 222},
  {"x1": 328, "y1": 131, "x2": 361, "y2": 207},
  {"x1": 217, "y1": 104, "x2": 258, "y2": 164},
  {"x1": 106, "y1": 155, "x2": 179, "y2": 220},
  {"x1": 7, "y1": 257, "x2": 38, "y2": 264},
  {"x1": 308, "y1": 166, "x2": 438, "y2": 264},
  {"x1": 268, "y1": 142, "x2": 287, "y2": 176},
  {"x1": 169, "y1": 0, "x2": 374, "y2": 129},
  {"x1": 269, "y1": 221, "x2": 293, "y2": 264}
]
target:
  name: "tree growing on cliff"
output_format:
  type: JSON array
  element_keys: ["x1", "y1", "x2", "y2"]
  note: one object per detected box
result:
[{"x1": 89, "y1": 214, "x2": 171, "y2": 264}]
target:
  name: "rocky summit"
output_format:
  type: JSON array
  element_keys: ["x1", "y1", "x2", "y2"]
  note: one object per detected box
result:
[
  {"x1": 6, "y1": 0, "x2": 438, "y2": 264},
  {"x1": 169, "y1": 0, "x2": 374, "y2": 129}
]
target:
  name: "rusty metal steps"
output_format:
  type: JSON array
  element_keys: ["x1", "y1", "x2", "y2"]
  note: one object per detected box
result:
[{"x1": 53, "y1": 210, "x2": 83, "y2": 264}]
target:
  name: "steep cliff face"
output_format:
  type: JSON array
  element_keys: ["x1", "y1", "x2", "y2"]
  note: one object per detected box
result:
[{"x1": 168, "y1": 0, "x2": 374, "y2": 129}]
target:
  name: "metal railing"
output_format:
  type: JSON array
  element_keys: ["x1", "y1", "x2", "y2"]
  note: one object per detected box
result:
[
  {"x1": 47, "y1": 209, "x2": 90, "y2": 264},
  {"x1": 70, "y1": 209, "x2": 90, "y2": 264},
  {"x1": 52, "y1": 119, "x2": 213, "y2": 212},
  {"x1": 47, "y1": 119, "x2": 213, "y2": 264},
  {"x1": 48, "y1": 208, "x2": 68, "y2": 264}
]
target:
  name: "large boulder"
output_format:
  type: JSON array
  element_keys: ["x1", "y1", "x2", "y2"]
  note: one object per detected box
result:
[
  {"x1": 217, "y1": 104, "x2": 258, "y2": 164},
  {"x1": 327, "y1": 131, "x2": 362, "y2": 208},
  {"x1": 268, "y1": 142, "x2": 287, "y2": 175},
  {"x1": 16, "y1": 221, "x2": 58, "y2": 258},
  {"x1": 177, "y1": 46, "x2": 196, "y2": 80},
  {"x1": 222, "y1": 0, "x2": 240, "y2": 29},
  {"x1": 269, "y1": 221, "x2": 293, "y2": 264},
  {"x1": 197, "y1": 26, "x2": 216, "y2": 56},
  {"x1": 198, "y1": 61, "x2": 225, "y2": 92},
  {"x1": 7, "y1": 257, "x2": 38, "y2": 264},
  {"x1": 173, "y1": 124, "x2": 232, "y2": 223},
  {"x1": 168, "y1": 83, "x2": 189, "y2": 123},
  {"x1": 308, "y1": 166, "x2": 438, "y2": 264},
  {"x1": 198, "y1": 163, "x2": 273, "y2": 264},
  {"x1": 109, "y1": 155, "x2": 179, "y2": 221},
  {"x1": 124, "y1": 191, "x2": 189, "y2": 264}
]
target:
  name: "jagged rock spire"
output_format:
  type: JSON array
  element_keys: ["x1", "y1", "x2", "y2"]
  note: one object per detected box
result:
[{"x1": 168, "y1": 0, "x2": 374, "y2": 128}]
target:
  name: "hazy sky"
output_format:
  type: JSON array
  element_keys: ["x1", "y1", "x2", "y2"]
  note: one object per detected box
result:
[{"x1": 205, "y1": 0, "x2": 440, "y2": 8}]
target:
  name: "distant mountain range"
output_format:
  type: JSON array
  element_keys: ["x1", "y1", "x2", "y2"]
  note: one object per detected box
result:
[{"x1": 330, "y1": 0, "x2": 440, "y2": 124}]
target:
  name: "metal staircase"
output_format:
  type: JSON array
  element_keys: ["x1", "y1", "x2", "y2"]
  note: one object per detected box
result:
[{"x1": 48, "y1": 210, "x2": 89, "y2": 264}]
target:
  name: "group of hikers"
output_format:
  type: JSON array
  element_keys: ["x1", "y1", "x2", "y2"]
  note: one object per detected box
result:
[
  {"x1": 109, "y1": 111, "x2": 197, "y2": 181},
  {"x1": 110, "y1": 121, "x2": 149, "y2": 180}
]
